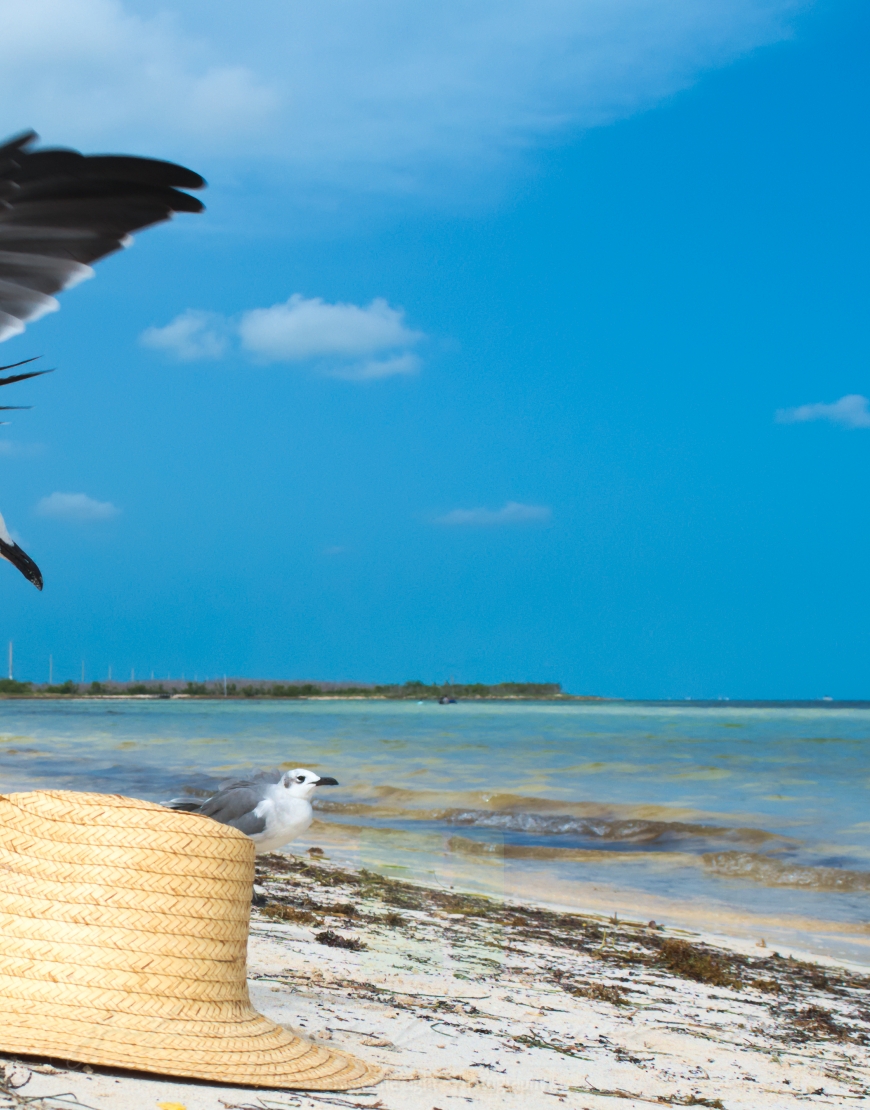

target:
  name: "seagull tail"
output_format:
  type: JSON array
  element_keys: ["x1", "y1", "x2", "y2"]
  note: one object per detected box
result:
[{"x1": 165, "y1": 799, "x2": 204, "y2": 813}]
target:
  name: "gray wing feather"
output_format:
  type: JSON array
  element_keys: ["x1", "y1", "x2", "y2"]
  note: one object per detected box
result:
[
  {"x1": 200, "y1": 785, "x2": 267, "y2": 836},
  {"x1": 251, "y1": 767, "x2": 284, "y2": 784},
  {"x1": 217, "y1": 769, "x2": 283, "y2": 791},
  {"x1": 225, "y1": 810, "x2": 268, "y2": 836}
]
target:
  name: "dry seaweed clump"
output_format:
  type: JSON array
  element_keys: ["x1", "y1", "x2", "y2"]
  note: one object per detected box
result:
[
  {"x1": 315, "y1": 929, "x2": 366, "y2": 952},
  {"x1": 656, "y1": 939, "x2": 741, "y2": 989},
  {"x1": 791, "y1": 1004, "x2": 865, "y2": 1044},
  {"x1": 261, "y1": 904, "x2": 323, "y2": 926},
  {"x1": 551, "y1": 968, "x2": 629, "y2": 1006}
]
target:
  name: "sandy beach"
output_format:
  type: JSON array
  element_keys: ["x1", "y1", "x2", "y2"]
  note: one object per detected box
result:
[{"x1": 1, "y1": 851, "x2": 868, "y2": 1110}]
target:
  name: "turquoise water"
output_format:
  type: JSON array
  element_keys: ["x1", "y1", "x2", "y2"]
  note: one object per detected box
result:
[{"x1": 1, "y1": 698, "x2": 868, "y2": 960}]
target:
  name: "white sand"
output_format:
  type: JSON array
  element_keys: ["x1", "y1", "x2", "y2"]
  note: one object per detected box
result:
[{"x1": 2, "y1": 856, "x2": 868, "y2": 1110}]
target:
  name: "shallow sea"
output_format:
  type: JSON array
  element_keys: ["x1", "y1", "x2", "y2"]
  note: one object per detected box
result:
[{"x1": 1, "y1": 698, "x2": 868, "y2": 962}]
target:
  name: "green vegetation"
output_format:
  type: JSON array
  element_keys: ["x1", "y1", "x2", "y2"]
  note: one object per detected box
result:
[
  {"x1": 0, "y1": 676, "x2": 590, "y2": 700},
  {"x1": 262, "y1": 680, "x2": 568, "y2": 699},
  {"x1": 44, "y1": 680, "x2": 77, "y2": 695},
  {"x1": 0, "y1": 678, "x2": 32, "y2": 694}
]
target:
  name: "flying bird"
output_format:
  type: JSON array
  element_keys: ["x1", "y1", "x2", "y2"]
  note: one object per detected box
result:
[
  {"x1": 0, "y1": 130, "x2": 205, "y2": 590},
  {"x1": 168, "y1": 768, "x2": 340, "y2": 854}
]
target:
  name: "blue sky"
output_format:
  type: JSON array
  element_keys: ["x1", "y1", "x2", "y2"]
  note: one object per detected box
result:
[{"x1": 0, "y1": 0, "x2": 867, "y2": 697}]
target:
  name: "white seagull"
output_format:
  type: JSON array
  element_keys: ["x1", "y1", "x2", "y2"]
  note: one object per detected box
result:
[
  {"x1": 168, "y1": 768, "x2": 340, "y2": 854},
  {"x1": 0, "y1": 130, "x2": 205, "y2": 590}
]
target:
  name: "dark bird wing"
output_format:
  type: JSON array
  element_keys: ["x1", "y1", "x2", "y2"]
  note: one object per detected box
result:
[
  {"x1": 0, "y1": 536, "x2": 42, "y2": 589},
  {"x1": 0, "y1": 130, "x2": 205, "y2": 341},
  {"x1": 0, "y1": 356, "x2": 52, "y2": 387},
  {"x1": 165, "y1": 799, "x2": 204, "y2": 813}
]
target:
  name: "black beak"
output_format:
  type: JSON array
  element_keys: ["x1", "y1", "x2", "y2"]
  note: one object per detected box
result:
[
  {"x1": 0, "y1": 538, "x2": 42, "y2": 590},
  {"x1": 316, "y1": 776, "x2": 339, "y2": 786}
]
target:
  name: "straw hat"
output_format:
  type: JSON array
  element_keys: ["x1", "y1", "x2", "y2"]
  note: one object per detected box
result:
[{"x1": 0, "y1": 790, "x2": 379, "y2": 1090}]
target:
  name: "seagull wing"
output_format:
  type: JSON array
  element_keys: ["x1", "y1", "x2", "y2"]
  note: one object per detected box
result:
[
  {"x1": 0, "y1": 131, "x2": 204, "y2": 591},
  {"x1": 199, "y1": 785, "x2": 268, "y2": 836},
  {"x1": 0, "y1": 130, "x2": 205, "y2": 341}
]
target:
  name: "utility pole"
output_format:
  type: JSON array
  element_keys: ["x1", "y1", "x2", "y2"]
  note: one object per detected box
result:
[
  {"x1": 81, "y1": 661, "x2": 84, "y2": 684},
  {"x1": 7, "y1": 641, "x2": 12, "y2": 680},
  {"x1": 49, "y1": 655, "x2": 53, "y2": 685},
  {"x1": 223, "y1": 674, "x2": 228, "y2": 697}
]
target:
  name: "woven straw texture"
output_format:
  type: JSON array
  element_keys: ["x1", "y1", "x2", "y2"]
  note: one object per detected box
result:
[{"x1": 0, "y1": 790, "x2": 378, "y2": 1090}]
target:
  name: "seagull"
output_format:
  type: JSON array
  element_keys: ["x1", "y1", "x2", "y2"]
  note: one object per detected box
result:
[
  {"x1": 168, "y1": 768, "x2": 340, "y2": 854},
  {"x1": 0, "y1": 129, "x2": 205, "y2": 589}
]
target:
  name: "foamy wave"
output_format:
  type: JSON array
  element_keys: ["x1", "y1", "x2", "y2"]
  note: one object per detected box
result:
[
  {"x1": 703, "y1": 852, "x2": 870, "y2": 893},
  {"x1": 315, "y1": 795, "x2": 783, "y2": 848}
]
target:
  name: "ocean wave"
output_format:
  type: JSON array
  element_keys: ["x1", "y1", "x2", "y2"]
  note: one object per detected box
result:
[
  {"x1": 435, "y1": 809, "x2": 779, "y2": 846},
  {"x1": 442, "y1": 838, "x2": 870, "y2": 892},
  {"x1": 703, "y1": 852, "x2": 870, "y2": 893},
  {"x1": 334, "y1": 785, "x2": 709, "y2": 823},
  {"x1": 315, "y1": 795, "x2": 784, "y2": 848},
  {"x1": 445, "y1": 835, "x2": 694, "y2": 865}
]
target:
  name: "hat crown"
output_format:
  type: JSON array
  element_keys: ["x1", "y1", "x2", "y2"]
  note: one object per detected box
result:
[{"x1": 0, "y1": 790, "x2": 375, "y2": 1090}]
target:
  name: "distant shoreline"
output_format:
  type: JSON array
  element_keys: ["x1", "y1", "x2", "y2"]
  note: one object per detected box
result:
[
  {"x1": 0, "y1": 678, "x2": 603, "y2": 702},
  {"x1": 0, "y1": 683, "x2": 867, "y2": 707}
]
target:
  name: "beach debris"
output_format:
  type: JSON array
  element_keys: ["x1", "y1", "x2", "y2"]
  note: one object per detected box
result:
[
  {"x1": 263, "y1": 904, "x2": 324, "y2": 926},
  {"x1": 316, "y1": 930, "x2": 367, "y2": 952},
  {"x1": 0, "y1": 1065, "x2": 28, "y2": 1090},
  {"x1": 250, "y1": 850, "x2": 870, "y2": 1110},
  {"x1": 570, "y1": 1086, "x2": 725, "y2": 1107},
  {"x1": 554, "y1": 975, "x2": 629, "y2": 1007},
  {"x1": 656, "y1": 939, "x2": 740, "y2": 989}
]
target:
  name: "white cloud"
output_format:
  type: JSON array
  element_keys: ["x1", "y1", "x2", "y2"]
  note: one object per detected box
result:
[
  {"x1": 329, "y1": 353, "x2": 421, "y2": 382},
  {"x1": 775, "y1": 395, "x2": 870, "y2": 429},
  {"x1": 0, "y1": 0, "x2": 810, "y2": 196},
  {"x1": 140, "y1": 310, "x2": 227, "y2": 361},
  {"x1": 142, "y1": 294, "x2": 424, "y2": 380},
  {"x1": 436, "y1": 501, "x2": 552, "y2": 526},
  {"x1": 0, "y1": 441, "x2": 44, "y2": 458},
  {"x1": 35, "y1": 492, "x2": 119, "y2": 521},
  {"x1": 239, "y1": 296, "x2": 423, "y2": 362},
  {"x1": 0, "y1": 0, "x2": 276, "y2": 156}
]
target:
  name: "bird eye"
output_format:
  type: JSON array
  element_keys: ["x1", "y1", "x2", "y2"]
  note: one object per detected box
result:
[{"x1": 296, "y1": 775, "x2": 305, "y2": 782}]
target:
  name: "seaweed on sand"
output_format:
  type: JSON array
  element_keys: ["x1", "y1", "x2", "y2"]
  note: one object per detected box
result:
[
  {"x1": 655, "y1": 939, "x2": 740, "y2": 989},
  {"x1": 261, "y1": 903, "x2": 323, "y2": 926},
  {"x1": 790, "y1": 1004, "x2": 867, "y2": 1044},
  {"x1": 315, "y1": 929, "x2": 366, "y2": 952},
  {"x1": 254, "y1": 852, "x2": 870, "y2": 1043},
  {"x1": 570, "y1": 1087, "x2": 725, "y2": 1108}
]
